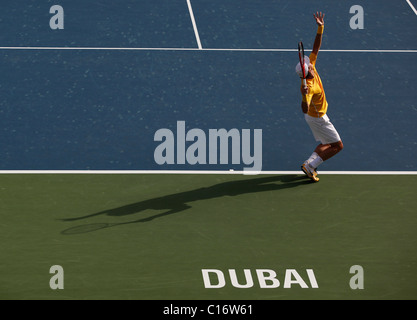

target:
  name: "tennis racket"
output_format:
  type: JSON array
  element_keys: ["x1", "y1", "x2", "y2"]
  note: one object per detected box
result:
[{"x1": 298, "y1": 41, "x2": 306, "y2": 86}]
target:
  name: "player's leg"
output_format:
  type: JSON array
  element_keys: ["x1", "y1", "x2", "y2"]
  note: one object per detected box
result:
[
  {"x1": 308, "y1": 140, "x2": 343, "y2": 169},
  {"x1": 302, "y1": 114, "x2": 342, "y2": 181},
  {"x1": 316, "y1": 140, "x2": 343, "y2": 161},
  {"x1": 303, "y1": 143, "x2": 329, "y2": 165},
  {"x1": 314, "y1": 143, "x2": 329, "y2": 155}
]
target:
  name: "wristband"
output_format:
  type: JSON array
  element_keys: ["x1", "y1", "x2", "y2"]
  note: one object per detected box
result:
[{"x1": 317, "y1": 25, "x2": 324, "y2": 34}]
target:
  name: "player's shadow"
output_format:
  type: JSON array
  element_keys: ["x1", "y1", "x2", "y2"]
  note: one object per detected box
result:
[{"x1": 61, "y1": 174, "x2": 311, "y2": 234}]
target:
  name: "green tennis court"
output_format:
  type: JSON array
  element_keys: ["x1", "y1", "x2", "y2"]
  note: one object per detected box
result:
[{"x1": 0, "y1": 173, "x2": 416, "y2": 300}]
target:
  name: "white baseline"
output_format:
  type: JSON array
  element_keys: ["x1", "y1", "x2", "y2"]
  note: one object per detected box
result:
[
  {"x1": 0, "y1": 170, "x2": 416, "y2": 175},
  {"x1": 0, "y1": 47, "x2": 416, "y2": 53}
]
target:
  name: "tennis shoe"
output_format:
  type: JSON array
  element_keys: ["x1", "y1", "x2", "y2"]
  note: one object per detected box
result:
[
  {"x1": 301, "y1": 163, "x2": 319, "y2": 182},
  {"x1": 302, "y1": 160, "x2": 318, "y2": 174}
]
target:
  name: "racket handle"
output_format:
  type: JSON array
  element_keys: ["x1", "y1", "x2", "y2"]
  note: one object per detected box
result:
[{"x1": 302, "y1": 79, "x2": 306, "y2": 86}]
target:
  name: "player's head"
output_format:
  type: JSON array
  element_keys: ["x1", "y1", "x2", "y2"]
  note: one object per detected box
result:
[
  {"x1": 307, "y1": 63, "x2": 315, "y2": 78},
  {"x1": 295, "y1": 55, "x2": 311, "y2": 78}
]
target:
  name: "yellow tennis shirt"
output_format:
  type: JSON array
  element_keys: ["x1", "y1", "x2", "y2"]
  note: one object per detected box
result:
[{"x1": 302, "y1": 52, "x2": 328, "y2": 118}]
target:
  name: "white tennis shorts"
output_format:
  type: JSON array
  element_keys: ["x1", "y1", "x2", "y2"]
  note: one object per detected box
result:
[{"x1": 305, "y1": 113, "x2": 341, "y2": 145}]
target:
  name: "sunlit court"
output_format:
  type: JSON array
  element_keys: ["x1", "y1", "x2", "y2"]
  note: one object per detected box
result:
[{"x1": 0, "y1": 0, "x2": 416, "y2": 301}]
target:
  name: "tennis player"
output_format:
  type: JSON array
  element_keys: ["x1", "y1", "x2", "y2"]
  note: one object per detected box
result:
[{"x1": 296, "y1": 12, "x2": 343, "y2": 182}]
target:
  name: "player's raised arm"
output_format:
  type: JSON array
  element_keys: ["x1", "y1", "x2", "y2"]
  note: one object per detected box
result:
[{"x1": 312, "y1": 12, "x2": 325, "y2": 56}]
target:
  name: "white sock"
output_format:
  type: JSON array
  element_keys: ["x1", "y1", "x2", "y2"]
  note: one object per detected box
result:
[
  {"x1": 309, "y1": 155, "x2": 323, "y2": 169},
  {"x1": 307, "y1": 152, "x2": 319, "y2": 164}
]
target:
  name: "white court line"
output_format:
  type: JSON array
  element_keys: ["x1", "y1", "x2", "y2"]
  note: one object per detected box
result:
[
  {"x1": 406, "y1": 0, "x2": 417, "y2": 15},
  {"x1": 186, "y1": 0, "x2": 202, "y2": 50},
  {"x1": 0, "y1": 170, "x2": 416, "y2": 175},
  {"x1": 0, "y1": 47, "x2": 416, "y2": 53}
]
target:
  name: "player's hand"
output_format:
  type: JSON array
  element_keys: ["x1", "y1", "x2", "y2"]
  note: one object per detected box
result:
[
  {"x1": 314, "y1": 12, "x2": 325, "y2": 26},
  {"x1": 301, "y1": 85, "x2": 309, "y2": 95}
]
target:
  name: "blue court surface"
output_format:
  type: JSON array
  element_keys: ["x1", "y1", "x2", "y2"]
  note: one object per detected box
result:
[{"x1": 0, "y1": 0, "x2": 416, "y2": 172}]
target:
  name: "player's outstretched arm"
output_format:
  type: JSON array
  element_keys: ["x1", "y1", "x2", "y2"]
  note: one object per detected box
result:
[{"x1": 312, "y1": 12, "x2": 324, "y2": 56}]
